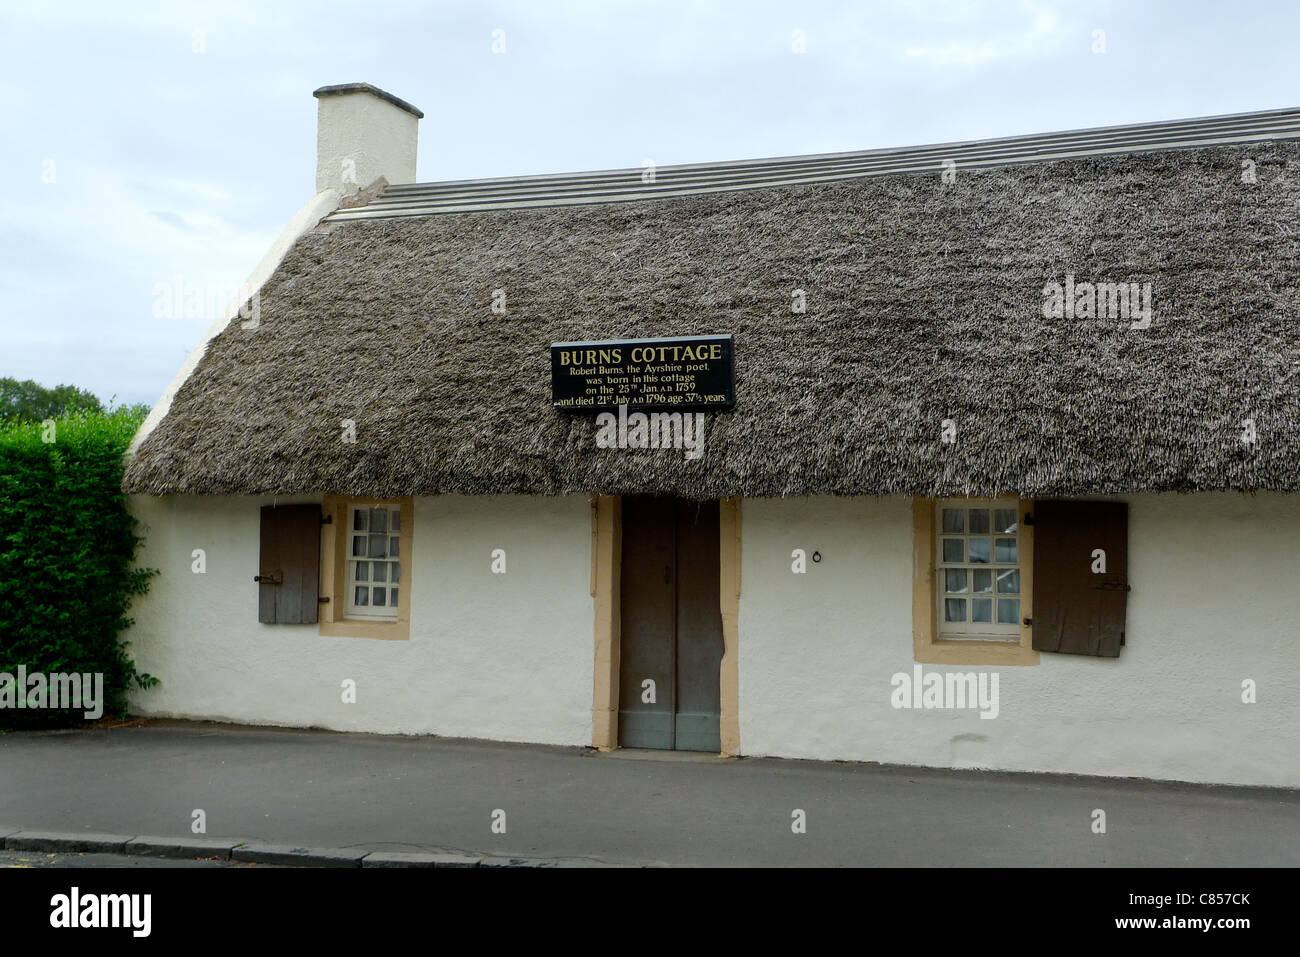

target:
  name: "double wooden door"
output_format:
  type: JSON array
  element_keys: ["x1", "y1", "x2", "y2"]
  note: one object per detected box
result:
[{"x1": 618, "y1": 496, "x2": 724, "y2": 752}]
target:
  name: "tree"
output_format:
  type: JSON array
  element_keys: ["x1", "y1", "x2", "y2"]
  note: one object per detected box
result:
[{"x1": 0, "y1": 378, "x2": 103, "y2": 422}]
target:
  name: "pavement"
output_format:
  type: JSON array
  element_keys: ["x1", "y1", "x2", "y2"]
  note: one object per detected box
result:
[
  {"x1": 1, "y1": 720, "x2": 1298, "y2": 867},
  {"x1": 0, "y1": 850, "x2": 254, "y2": 868}
]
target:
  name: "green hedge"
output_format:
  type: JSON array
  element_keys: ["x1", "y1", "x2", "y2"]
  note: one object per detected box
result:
[{"x1": 0, "y1": 409, "x2": 157, "y2": 729}]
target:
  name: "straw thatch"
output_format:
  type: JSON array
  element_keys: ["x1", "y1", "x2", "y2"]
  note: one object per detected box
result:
[{"x1": 124, "y1": 141, "x2": 1300, "y2": 498}]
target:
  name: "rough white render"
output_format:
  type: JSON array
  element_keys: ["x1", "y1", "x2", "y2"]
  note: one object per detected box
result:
[
  {"x1": 126, "y1": 494, "x2": 595, "y2": 746},
  {"x1": 314, "y1": 91, "x2": 418, "y2": 195},
  {"x1": 738, "y1": 493, "x2": 1300, "y2": 788},
  {"x1": 126, "y1": 490, "x2": 1297, "y2": 786}
]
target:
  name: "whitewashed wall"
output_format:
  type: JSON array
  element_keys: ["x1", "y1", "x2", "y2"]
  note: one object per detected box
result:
[
  {"x1": 127, "y1": 491, "x2": 1299, "y2": 786},
  {"x1": 126, "y1": 494, "x2": 594, "y2": 746},
  {"x1": 738, "y1": 494, "x2": 1300, "y2": 788}
]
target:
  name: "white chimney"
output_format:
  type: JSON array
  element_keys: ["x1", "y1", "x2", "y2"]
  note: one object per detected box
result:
[{"x1": 313, "y1": 83, "x2": 423, "y2": 196}]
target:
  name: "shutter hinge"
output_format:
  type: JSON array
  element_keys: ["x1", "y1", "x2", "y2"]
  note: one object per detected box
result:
[
  {"x1": 318, "y1": 596, "x2": 330, "y2": 604},
  {"x1": 1023, "y1": 617, "x2": 1032, "y2": 626},
  {"x1": 1023, "y1": 513, "x2": 1034, "y2": 526},
  {"x1": 254, "y1": 572, "x2": 283, "y2": 585},
  {"x1": 321, "y1": 514, "x2": 332, "y2": 525}
]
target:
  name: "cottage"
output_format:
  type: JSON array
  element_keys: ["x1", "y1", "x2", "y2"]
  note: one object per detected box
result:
[{"x1": 123, "y1": 83, "x2": 1300, "y2": 788}]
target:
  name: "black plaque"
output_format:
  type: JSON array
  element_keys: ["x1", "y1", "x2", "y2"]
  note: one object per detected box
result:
[{"x1": 551, "y1": 335, "x2": 734, "y2": 411}]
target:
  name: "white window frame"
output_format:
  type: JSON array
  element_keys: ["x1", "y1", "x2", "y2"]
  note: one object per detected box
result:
[
  {"x1": 935, "y1": 497, "x2": 1022, "y2": 641},
  {"x1": 344, "y1": 504, "x2": 402, "y2": 621}
]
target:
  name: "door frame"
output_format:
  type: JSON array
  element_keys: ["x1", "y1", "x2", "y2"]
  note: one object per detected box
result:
[{"x1": 591, "y1": 494, "x2": 741, "y2": 755}]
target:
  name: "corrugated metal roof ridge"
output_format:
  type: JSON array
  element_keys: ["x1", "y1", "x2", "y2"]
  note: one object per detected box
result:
[{"x1": 327, "y1": 106, "x2": 1300, "y2": 222}]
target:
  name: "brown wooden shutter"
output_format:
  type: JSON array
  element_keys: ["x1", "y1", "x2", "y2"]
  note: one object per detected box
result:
[
  {"x1": 1031, "y1": 500, "x2": 1129, "y2": 657},
  {"x1": 257, "y1": 505, "x2": 321, "y2": 624}
]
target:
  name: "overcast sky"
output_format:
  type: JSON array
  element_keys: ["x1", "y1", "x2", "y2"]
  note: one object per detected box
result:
[{"x1": 2, "y1": 0, "x2": 1297, "y2": 407}]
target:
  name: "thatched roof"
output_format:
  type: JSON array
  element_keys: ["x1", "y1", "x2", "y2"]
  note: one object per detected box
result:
[{"x1": 125, "y1": 128, "x2": 1300, "y2": 498}]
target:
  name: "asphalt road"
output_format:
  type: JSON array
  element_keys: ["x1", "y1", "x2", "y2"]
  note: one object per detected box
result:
[{"x1": 1, "y1": 722, "x2": 1297, "y2": 866}]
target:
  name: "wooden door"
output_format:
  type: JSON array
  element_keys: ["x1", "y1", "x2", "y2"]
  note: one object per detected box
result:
[
  {"x1": 617, "y1": 496, "x2": 724, "y2": 752},
  {"x1": 673, "y1": 500, "x2": 722, "y2": 751},
  {"x1": 617, "y1": 497, "x2": 677, "y2": 749}
]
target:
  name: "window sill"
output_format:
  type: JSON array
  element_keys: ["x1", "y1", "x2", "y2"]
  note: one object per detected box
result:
[
  {"x1": 318, "y1": 618, "x2": 410, "y2": 641},
  {"x1": 915, "y1": 637, "x2": 1038, "y2": 666}
]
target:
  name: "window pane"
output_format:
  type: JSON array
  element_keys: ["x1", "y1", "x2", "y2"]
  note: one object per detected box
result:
[
  {"x1": 373, "y1": 587, "x2": 386, "y2": 607},
  {"x1": 968, "y1": 509, "x2": 989, "y2": 534},
  {"x1": 390, "y1": 587, "x2": 398, "y2": 607},
  {"x1": 354, "y1": 586, "x2": 368, "y2": 606},
  {"x1": 941, "y1": 509, "x2": 965, "y2": 533},
  {"x1": 368, "y1": 533, "x2": 387, "y2": 558},
  {"x1": 997, "y1": 598, "x2": 1019, "y2": 624},
  {"x1": 353, "y1": 509, "x2": 367, "y2": 531},
  {"x1": 390, "y1": 536, "x2": 399, "y2": 557},
  {"x1": 971, "y1": 598, "x2": 993, "y2": 623},
  {"x1": 944, "y1": 569, "x2": 968, "y2": 594},
  {"x1": 373, "y1": 563, "x2": 387, "y2": 583},
  {"x1": 942, "y1": 539, "x2": 964, "y2": 563},
  {"x1": 973, "y1": 569, "x2": 993, "y2": 593},
  {"x1": 997, "y1": 569, "x2": 1020, "y2": 594},
  {"x1": 354, "y1": 561, "x2": 368, "y2": 582},
  {"x1": 995, "y1": 538, "x2": 1017, "y2": 563},
  {"x1": 944, "y1": 598, "x2": 966, "y2": 622},
  {"x1": 994, "y1": 509, "x2": 1018, "y2": 534},
  {"x1": 370, "y1": 508, "x2": 388, "y2": 534},
  {"x1": 392, "y1": 561, "x2": 400, "y2": 583},
  {"x1": 351, "y1": 535, "x2": 365, "y2": 557},
  {"x1": 390, "y1": 510, "x2": 401, "y2": 532},
  {"x1": 969, "y1": 538, "x2": 990, "y2": 563}
]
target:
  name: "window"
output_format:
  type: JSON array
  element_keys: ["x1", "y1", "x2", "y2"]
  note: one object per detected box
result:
[
  {"x1": 936, "y1": 500, "x2": 1021, "y2": 640},
  {"x1": 914, "y1": 497, "x2": 1131, "y2": 664},
  {"x1": 911, "y1": 497, "x2": 1037, "y2": 666},
  {"x1": 345, "y1": 505, "x2": 402, "y2": 620},
  {"x1": 319, "y1": 495, "x2": 412, "y2": 640}
]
